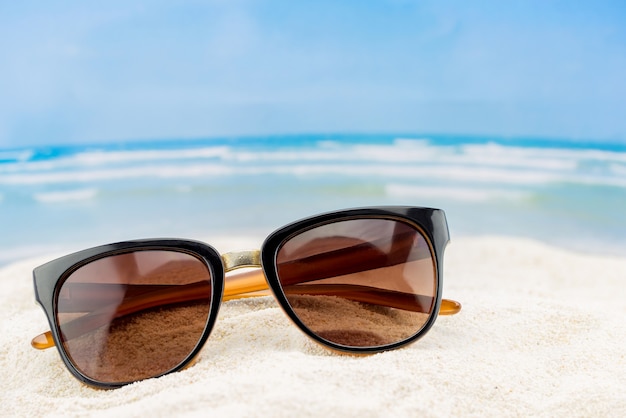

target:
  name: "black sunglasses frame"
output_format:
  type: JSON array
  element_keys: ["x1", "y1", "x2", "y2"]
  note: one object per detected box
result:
[
  {"x1": 261, "y1": 206, "x2": 449, "y2": 353},
  {"x1": 33, "y1": 206, "x2": 450, "y2": 388},
  {"x1": 33, "y1": 239, "x2": 226, "y2": 388}
]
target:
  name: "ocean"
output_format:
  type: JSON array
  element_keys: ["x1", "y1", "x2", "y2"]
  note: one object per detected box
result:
[{"x1": 1, "y1": 134, "x2": 625, "y2": 265}]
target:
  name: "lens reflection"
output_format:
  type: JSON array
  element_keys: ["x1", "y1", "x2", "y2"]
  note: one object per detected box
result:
[
  {"x1": 56, "y1": 250, "x2": 212, "y2": 384},
  {"x1": 276, "y1": 218, "x2": 436, "y2": 348}
]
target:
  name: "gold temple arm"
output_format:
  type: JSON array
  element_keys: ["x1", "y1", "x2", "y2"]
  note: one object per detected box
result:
[
  {"x1": 32, "y1": 331, "x2": 56, "y2": 350},
  {"x1": 221, "y1": 249, "x2": 461, "y2": 314},
  {"x1": 32, "y1": 251, "x2": 461, "y2": 350},
  {"x1": 222, "y1": 269, "x2": 461, "y2": 314}
]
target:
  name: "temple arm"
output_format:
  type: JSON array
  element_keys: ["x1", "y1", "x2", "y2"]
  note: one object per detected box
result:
[
  {"x1": 223, "y1": 269, "x2": 461, "y2": 314},
  {"x1": 32, "y1": 269, "x2": 461, "y2": 350}
]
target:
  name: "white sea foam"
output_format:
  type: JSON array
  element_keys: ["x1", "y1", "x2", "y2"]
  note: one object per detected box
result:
[
  {"x1": 393, "y1": 138, "x2": 432, "y2": 146},
  {"x1": 230, "y1": 149, "x2": 347, "y2": 163},
  {"x1": 0, "y1": 164, "x2": 234, "y2": 185},
  {"x1": 34, "y1": 188, "x2": 99, "y2": 203},
  {"x1": 457, "y1": 143, "x2": 578, "y2": 170},
  {"x1": 1, "y1": 140, "x2": 624, "y2": 190},
  {"x1": 221, "y1": 140, "x2": 624, "y2": 173},
  {"x1": 3, "y1": 161, "x2": 625, "y2": 188},
  {"x1": 0, "y1": 147, "x2": 232, "y2": 175},
  {"x1": 72, "y1": 146, "x2": 232, "y2": 165},
  {"x1": 238, "y1": 140, "x2": 441, "y2": 164},
  {"x1": 255, "y1": 163, "x2": 563, "y2": 185}
]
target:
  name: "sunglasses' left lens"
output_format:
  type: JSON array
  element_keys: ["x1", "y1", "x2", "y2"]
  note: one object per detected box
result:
[{"x1": 55, "y1": 250, "x2": 213, "y2": 385}]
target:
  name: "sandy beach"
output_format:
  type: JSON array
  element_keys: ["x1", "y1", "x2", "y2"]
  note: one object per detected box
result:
[
  {"x1": 2, "y1": 1, "x2": 624, "y2": 415},
  {"x1": 1, "y1": 235, "x2": 624, "y2": 417}
]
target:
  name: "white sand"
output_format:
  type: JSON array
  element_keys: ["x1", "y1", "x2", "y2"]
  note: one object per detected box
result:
[{"x1": 1, "y1": 236, "x2": 625, "y2": 417}]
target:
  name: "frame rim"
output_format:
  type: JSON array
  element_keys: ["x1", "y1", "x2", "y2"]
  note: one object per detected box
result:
[
  {"x1": 33, "y1": 239, "x2": 225, "y2": 389},
  {"x1": 260, "y1": 205, "x2": 449, "y2": 354}
]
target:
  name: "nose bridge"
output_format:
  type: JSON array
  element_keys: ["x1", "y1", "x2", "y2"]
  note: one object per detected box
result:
[{"x1": 221, "y1": 250, "x2": 262, "y2": 272}]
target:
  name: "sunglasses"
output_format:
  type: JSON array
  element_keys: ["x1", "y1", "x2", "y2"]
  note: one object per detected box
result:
[{"x1": 31, "y1": 206, "x2": 461, "y2": 388}]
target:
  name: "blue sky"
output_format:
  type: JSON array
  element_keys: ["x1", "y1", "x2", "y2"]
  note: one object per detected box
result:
[{"x1": 1, "y1": 0, "x2": 625, "y2": 147}]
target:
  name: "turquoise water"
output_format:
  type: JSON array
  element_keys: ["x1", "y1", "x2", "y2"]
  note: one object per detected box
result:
[{"x1": 1, "y1": 134, "x2": 625, "y2": 264}]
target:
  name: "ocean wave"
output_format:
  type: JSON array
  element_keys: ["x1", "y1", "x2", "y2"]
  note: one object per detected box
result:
[
  {"x1": 72, "y1": 146, "x2": 232, "y2": 165},
  {"x1": 0, "y1": 146, "x2": 232, "y2": 173},
  {"x1": 1, "y1": 139, "x2": 625, "y2": 192},
  {"x1": 457, "y1": 144, "x2": 577, "y2": 170},
  {"x1": 3, "y1": 140, "x2": 625, "y2": 180},
  {"x1": 259, "y1": 164, "x2": 563, "y2": 184},
  {"x1": 0, "y1": 149, "x2": 34, "y2": 163},
  {"x1": 217, "y1": 141, "x2": 626, "y2": 173},
  {"x1": 0, "y1": 150, "x2": 35, "y2": 167},
  {"x1": 202, "y1": 144, "x2": 609, "y2": 179},
  {"x1": 230, "y1": 141, "x2": 447, "y2": 164},
  {"x1": 0, "y1": 165, "x2": 233, "y2": 185},
  {"x1": 3, "y1": 161, "x2": 626, "y2": 189},
  {"x1": 34, "y1": 188, "x2": 99, "y2": 203},
  {"x1": 254, "y1": 163, "x2": 625, "y2": 188}
]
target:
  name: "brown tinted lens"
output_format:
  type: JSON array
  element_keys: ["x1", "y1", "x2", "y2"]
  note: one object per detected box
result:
[
  {"x1": 276, "y1": 218, "x2": 436, "y2": 348},
  {"x1": 56, "y1": 250, "x2": 212, "y2": 384}
]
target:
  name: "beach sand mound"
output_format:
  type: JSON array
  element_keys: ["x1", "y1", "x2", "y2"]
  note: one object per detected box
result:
[{"x1": 1, "y1": 236, "x2": 624, "y2": 417}]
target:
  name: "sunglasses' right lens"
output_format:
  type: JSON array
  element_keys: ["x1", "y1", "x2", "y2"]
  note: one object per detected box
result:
[
  {"x1": 55, "y1": 250, "x2": 213, "y2": 385},
  {"x1": 275, "y1": 218, "x2": 437, "y2": 349}
]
